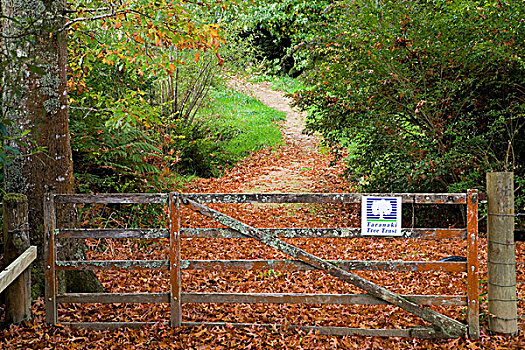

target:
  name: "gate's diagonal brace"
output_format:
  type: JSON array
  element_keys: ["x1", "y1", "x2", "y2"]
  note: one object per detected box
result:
[{"x1": 183, "y1": 198, "x2": 467, "y2": 338}]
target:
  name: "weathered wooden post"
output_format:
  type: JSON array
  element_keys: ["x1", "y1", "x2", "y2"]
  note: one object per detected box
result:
[
  {"x1": 2, "y1": 193, "x2": 31, "y2": 323},
  {"x1": 487, "y1": 172, "x2": 518, "y2": 335}
]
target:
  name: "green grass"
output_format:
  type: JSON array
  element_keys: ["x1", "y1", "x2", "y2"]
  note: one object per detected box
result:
[
  {"x1": 197, "y1": 85, "x2": 285, "y2": 164},
  {"x1": 248, "y1": 74, "x2": 306, "y2": 94}
]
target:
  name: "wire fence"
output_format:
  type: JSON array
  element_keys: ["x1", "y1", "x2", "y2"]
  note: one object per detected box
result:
[
  {"x1": 517, "y1": 240, "x2": 524, "y2": 323},
  {"x1": 516, "y1": 243, "x2": 525, "y2": 327}
]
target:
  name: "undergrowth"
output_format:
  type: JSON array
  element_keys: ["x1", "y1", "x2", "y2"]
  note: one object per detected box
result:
[
  {"x1": 72, "y1": 83, "x2": 285, "y2": 193},
  {"x1": 199, "y1": 86, "x2": 285, "y2": 164},
  {"x1": 247, "y1": 74, "x2": 306, "y2": 94},
  {"x1": 167, "y1": 85, "x2": 285, "y2": 178}
]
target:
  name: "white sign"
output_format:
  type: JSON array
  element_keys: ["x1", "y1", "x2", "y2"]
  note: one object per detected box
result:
[{"x1": 361, "y1": 196, "x2": 402, "y2": 236}]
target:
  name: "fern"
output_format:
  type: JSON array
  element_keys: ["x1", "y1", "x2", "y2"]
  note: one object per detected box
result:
[{"x1": 71, "y1": 116, "x2": 165, "y2": 193}]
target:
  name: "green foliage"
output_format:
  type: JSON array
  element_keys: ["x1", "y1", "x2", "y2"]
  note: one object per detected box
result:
[
  {"x1": 70, "y1": 69, "x2": 284, "y2": 188},
  {"x1": 167, "y1": 121, "x2": 232, "y2": 178},
  {"x1": 221, "y1": 0, "x2": 331, "y2": 75},
  {"x1": 68, "y1": 34, "x2": 168, "y2": 192},
  {"x1": 67, "y1": 1, "x2": 234, "y2": 192},
  {"x1": 71, "y1": 117, "x2": 169, "y2": 193},
  {"x1": 292, "y1": 0, "x2": 525, "y2": 197},
  {"x1": 258, "y1": 269, "x2": 282, "y2": 278}
]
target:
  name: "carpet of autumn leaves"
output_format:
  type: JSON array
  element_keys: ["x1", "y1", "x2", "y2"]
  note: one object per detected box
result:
[
  {"x1": 1, "y1": 140, "x2": 524, "y2": 349},
  {"x1": 2, "y1": 71, "x2": 525, "y2": 349}
]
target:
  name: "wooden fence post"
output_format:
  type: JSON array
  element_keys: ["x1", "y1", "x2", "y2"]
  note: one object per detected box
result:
[
  {"x1": 44, "y1": 192, "x2": 57, "y2": 324},
  {"x1": 487, "y1": 172, "x2": 518, "y2": 335},
  {"x1": 2, "y1": 193, "x2": 31, "y2": 324},
  {"x1": 169, "y1": 193, "x2": 182, "y2": 327},
  {"x1": 466, "y1": 189, "x2": 480, "y2": 339}
]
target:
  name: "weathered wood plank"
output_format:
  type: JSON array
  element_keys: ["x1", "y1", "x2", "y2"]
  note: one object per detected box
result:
[
  {"x1": 44, "y1": 193, "x2": 57, "y2": 324},
  {"x1": 183, "y1": 293, "x2": 466, "y2": 306},
  {"x1": 55, "y1": 227, "x2": 466, "y2": 240},
  {"x1": 55, "y1": 259, "x2": 466, "y2": 273},
  {"x1": 181, "y1": 228, "x2": 466, "y2": 240},
  {"x1": 0, "y1": 246, "x2": 37, "y2": 294},
  {"x1": 184, "y1": 198, "x2": 467, "y2": 338},
  {"x1": 62, "y1": 322, "x2": 158, "y2": 330},
  {"x1": 169, "y1": 193, "x2": 182, "y2": 327},
  {"x1": 466, "y1": 189, "x2": 480, "y2": 339},
  {"x1": 51, "y1": 192, "x2": 467, "y2": 205},
  {"x1": 181, "y1": 322, "x2": 448, "y2": 338},
  {"x1": 56, "y1": 229, "x2": 169, "y2": 239},
  {"x1": 62, "y1": 321, "x2": 447, "y2": 338},
  {"x1": 182, "y1": 260, "x2": 467, "y2": 273},
  {"x1": 182, "y1": 193, "x2": 466, "y2": 204},
  {"x1": 54, "y1": 292, "x2": 466, "y2": 306},
  {"x1": 55, "y1": 260, "x2": 169, "y2": 270},
  {"x1": 54, "y1": 193, "x2": 168, "y2": 204},
  {"x1": 57, "y1": 293, "x2": 169, "y2": 304}
]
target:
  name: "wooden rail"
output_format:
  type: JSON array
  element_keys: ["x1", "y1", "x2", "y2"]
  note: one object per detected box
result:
[
  {"x1": 55, "y1": 259, "x2": 467, "y2": 273},
  {"x1": 182, "y1": 193, "x2": 467, "y2": 204},
  {"x1": 56, "y1": 292, "x2": 466, "y2": 306},
  {"x1": 45, "y1": 191, "x2": 479, "y2": 338},
  {"x1": 0, "y1": 246, "x2": 37, "y2": 294},
  {"x1": 56, "y1": 227, "x2": 467, "y2": 239},
  {"x1": 53, "y1": 192, "x2": 466, "y2": 205},
  {"x1": 57, "y1": 321, "x2": 449, "y2": 338}
]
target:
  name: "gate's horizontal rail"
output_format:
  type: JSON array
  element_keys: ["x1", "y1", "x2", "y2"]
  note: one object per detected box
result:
[
  {"x1": 184, "y1": 293, "x2": 465, "y2": 306},
  {"x1": 56, "y1": 229, "x2": 169, "y2": 239},
  {"x1": 56, "y1": 260, "x2": 168, "y2": 270},
  {"x1": 181, "y1": 228, "x2": 466, "y2": 240},
  {"x1": 183, "y1": 193, "x2": 467, "y2": 204},
  {"x1": 182, "y1": 259, "x2": 467, "y2": 273},
  {"x1": 55, "y1": 259, "x2": 466, "y2": 273},
  {"x1": 59, "y1": 321, "x2": 447, "y2": 338},
  {"x1": 55, "y1": 193, "x2": 168, "y2": 204},
  {"x1": 52, "y1": 192, "x2": 467, "y2": 205},
  {"x1": 58, "y1": 293, "x2": 168, "y2": 303},
  {"x1": 57, "y1": 292, "x2": 466, "y2": 306},
  {"x1": 180, "y1": 323, "x2": 447, "y2": 338},
  {"x1": 55, "y1": 228, "x2": 466, "y2": 240}
]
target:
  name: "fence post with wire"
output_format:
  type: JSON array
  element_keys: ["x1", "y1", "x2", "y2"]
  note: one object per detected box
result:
[{"x1": 487, "y1": 172, "x2": 519, "y2": 335}]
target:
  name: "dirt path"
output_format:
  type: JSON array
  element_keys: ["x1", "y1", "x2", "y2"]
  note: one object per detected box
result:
[{"x1": 198, "y1": 77, "x2": 348, "y2": 194}]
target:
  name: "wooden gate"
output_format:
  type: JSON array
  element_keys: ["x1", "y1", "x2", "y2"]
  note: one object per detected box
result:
[{"x1": 44, "y1": 191, "x2": 479, "y2": 338}]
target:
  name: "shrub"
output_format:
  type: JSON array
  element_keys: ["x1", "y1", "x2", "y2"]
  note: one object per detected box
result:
[
  {"x1": 292, "y1": 0, "x2": 524, "y2": 198},
  {"x1": 222, "y1": 0, "x2": 331, "y2": 75}
]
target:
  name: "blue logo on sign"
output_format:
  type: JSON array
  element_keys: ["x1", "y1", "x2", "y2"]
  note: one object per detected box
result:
[{"x1": 366, "y1": 197, "x2": 398, "y2": 221}]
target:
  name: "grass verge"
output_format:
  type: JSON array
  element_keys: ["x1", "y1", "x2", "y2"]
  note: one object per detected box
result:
[
  {"x1": 187, "y1": 84, "x2": 285, "y2": 176},
  {"x1": 247, "y1": 74, "x2": 306, "y2": 94}
]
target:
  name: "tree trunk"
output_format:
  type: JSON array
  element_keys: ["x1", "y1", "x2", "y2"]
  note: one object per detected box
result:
[{"x1": 2, "y1": 0, "x2": 102, "y2": 295}]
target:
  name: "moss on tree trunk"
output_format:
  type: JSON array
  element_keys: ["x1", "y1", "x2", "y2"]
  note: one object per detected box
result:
[{"x1": 2, "y1": 0, "x2": 102, "y2": 295}]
